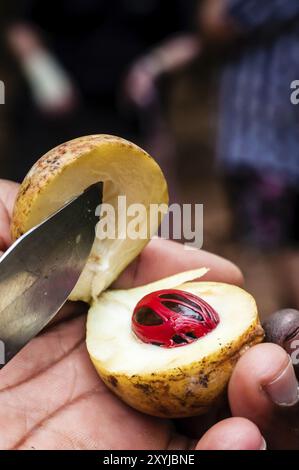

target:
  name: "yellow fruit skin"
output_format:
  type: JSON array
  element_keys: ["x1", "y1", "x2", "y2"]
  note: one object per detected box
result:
[
  {"x1": 11, "y1": 134, "x2": 167, "y2": 239},
  {"x1": 90, "y1": 320, "x2": 264, "y2": 418},
  {"x1": 10, "y1": 135, "x2": 168, "y2": 302}
]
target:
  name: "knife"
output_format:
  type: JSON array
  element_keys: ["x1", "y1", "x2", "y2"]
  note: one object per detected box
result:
[{"x1": 0, "y1": 182, "x2": 102, "y2": 367}]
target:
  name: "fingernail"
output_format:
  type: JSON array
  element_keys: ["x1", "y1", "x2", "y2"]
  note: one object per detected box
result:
[
  {"x1": 259, "y1": 437, "x2": 267, "y2": 450},
  {"x1": 264, "y1": 357, "x2": 299, "y2": 406}
]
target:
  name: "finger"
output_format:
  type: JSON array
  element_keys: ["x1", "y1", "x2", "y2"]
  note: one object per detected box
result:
[
  {"x1": 228, "y1": 343, "x2": 299, "y2": 448},
  {"x1": 0, "y1": 179, "x2": 20, "y2": 248},
  {"x1": 0, "y1": 199, "x2": 12, "y2": 250},
  {"x1": 0, "y1": 179, "x2": 20, "y2": 218},
  {"x1": 229, "y1": 343, "x2": 297, "y2": 423},
  {"x1": 113, "y1": 238, "x2": 243, "y2": 289},
  {"x1": 195, "y1": 417, "x2": 265, "y2": 450}
]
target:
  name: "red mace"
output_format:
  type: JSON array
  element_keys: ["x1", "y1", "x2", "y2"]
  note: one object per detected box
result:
[{"x1": 132, "y1": 289, "x2": 220, "y2": 348}]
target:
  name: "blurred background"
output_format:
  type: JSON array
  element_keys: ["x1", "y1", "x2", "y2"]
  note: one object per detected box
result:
[{"x1": 1, "y1": 0, "x2": 299, "y2": 320}]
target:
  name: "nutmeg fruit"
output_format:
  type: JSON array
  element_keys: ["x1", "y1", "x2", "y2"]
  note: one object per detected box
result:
[
  {"x1": 87, "y1": 269, "x2": 264, "y2": 417},
  {"x1": 11, "y1": 135, "x2": 264, "y2": 418}
]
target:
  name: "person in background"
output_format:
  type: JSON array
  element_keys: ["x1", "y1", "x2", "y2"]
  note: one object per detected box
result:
[
  {"x1": 2, "y1": 0, "x2": 198, "y2": 192},
  {"x1": 200, "y1": 0, "x2": 299, "y2": 308}
]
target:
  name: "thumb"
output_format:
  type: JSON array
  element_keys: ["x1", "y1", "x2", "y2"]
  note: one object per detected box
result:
[{"x1": 228, "y1": 343, "x2": 299, "y2": 449}]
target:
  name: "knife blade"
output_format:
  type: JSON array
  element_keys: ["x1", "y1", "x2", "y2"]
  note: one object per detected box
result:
[{"x1": 0, "y1": 182, "x2": 102, "y2": 367}]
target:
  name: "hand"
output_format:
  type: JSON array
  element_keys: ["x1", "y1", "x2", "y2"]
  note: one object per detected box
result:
[{"x1": 0, "y1": 179, "x2": 297, "y2": 450}]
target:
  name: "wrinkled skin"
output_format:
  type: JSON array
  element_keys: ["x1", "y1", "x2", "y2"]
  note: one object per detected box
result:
[{"x1": 0, "y1": 180, "x2": 298, "y2": 450}]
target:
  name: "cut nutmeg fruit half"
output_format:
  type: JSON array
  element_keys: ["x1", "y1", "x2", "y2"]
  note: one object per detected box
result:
[
  {"x1": 87, "y1": 269, "x2": 264, "y2": 417},
  {"x1": 11, "y1": 135, "x2": 168, "y2": 302},
  {"x1": 11, "y1": 135, "x2": 264, "y2": 418}
]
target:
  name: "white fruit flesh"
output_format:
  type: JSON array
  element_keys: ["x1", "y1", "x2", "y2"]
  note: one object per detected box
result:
[{"x1": 87, "y1": 269, "x2": 259, "y2": 375}]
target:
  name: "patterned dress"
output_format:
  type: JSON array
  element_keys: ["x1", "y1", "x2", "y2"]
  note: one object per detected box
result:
[{"x1": 218, "y1": 0, "x2": 299, "y2": 247}]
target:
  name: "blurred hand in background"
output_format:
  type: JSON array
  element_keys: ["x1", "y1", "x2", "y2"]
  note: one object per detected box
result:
[{"x1": 6, "y1": 23, "x2": 78, "y2": 116}]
